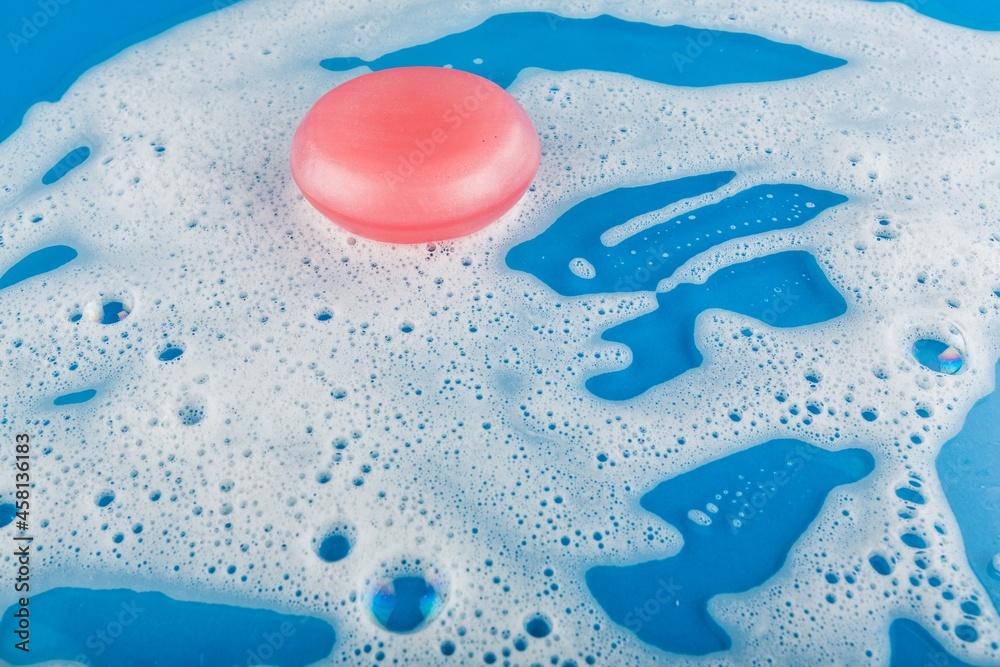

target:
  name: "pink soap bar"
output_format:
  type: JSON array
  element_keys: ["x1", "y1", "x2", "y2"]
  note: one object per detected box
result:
[{"x1": 290, "y1": 67, "x2": 541, "y2": 244}]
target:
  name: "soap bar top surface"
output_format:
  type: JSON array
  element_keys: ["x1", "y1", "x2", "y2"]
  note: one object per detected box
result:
[{"x1": 291, "y1": 66, "x2": 541, "y2": 244}]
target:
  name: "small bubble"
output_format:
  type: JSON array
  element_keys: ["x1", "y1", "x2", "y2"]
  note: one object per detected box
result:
[
  {"x1": 868, "y1": 554, "x2": 892, "y2": 575},
  {"x1": 318, "y1": 532, "x2": 351, "y2": 563},
  {"x1": 525, "y1": 615, "x2": 551, "y2": 638},
  {"x1": 158, "y1": 344, "x2": 184, "y2": 362},
  {"x1": 84, "y1": 299, "x2": 132, "y2": 324},
  {"x1": 178, "y1": 405, "x2": 205, "y2": 426},
  {"x1": 955, "y1": 624, "x2": 979, "y2": 643}
]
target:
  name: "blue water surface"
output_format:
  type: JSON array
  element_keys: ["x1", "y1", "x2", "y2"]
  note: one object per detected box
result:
[
  {"x1": 0, "y1": 503, "x2": 17, "y2": 528},
  {"x1": 370, "y1": 576, "x2": 444, "y2": 633},
  {"x1": 53, "y1": 388, "x2": 97, "y2": 405},
  {"x1": 0, "y1": 0, "x2": 243, "y2": 143},
  {"x1": 0, "y1": 245, "x2": 77, "y2": 291},
  {"x1": 587, "y1": 439, "x2": 874, "y2": 654},
  {"x1": 322, "y1": 12, "x2": 845, "y2": 87},
  {"x1": 0, "y1": 588, "x2": 335, "y2": 667},
  {"x1": 587, "y1": 251, "x2": 848, "y2": 400}
]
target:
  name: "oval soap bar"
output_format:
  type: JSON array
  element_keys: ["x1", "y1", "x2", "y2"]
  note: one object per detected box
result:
[{"x1": 290, "y1": 67, "x2": 541, "y2": 244}]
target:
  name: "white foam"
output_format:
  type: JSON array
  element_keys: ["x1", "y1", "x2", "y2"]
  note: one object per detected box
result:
[{"x1": 2, "y1": 0, "x2": 1000, "y2": 663}]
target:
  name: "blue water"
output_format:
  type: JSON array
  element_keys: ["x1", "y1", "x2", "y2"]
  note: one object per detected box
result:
[
  {"x1": 157, "y1": 344, "x2": 185, "y2": 362},
  {"x1": 870, "y1": 0, "x2": 1000, "y2": 30},
  {"x1": 937, "y1": 358, "x2": 1000, "y2": 614},
  {"x1": 586, "y1": 439, "x2": 874, "y2": 654},
  {"x1": 0, "y1": 503, "x2": 17, "y2": 528},
  {"x1": 2, "y1": 1, "x2": 998, "y2": 665},
  {"x1": 41, "y1": 145, "x2": 91, "y2": 184},
  {"x1": 889, "y1": 619, "x2": 978, "y2": 667},
  {"x1": 508, "y1": 171, "x2": 730, "y2": 295},
  {"x1": 0, "y1": 0, "x2": 243, "y2": 143},
  {"x1": 322, "y1": 13, "x2": 845, "y2": 88},
  {"x1": 370, "y1": 576, "x2": 444, "y2": 633},
  {"x1": 53, "y1": 388, "x2": 97, "y2": 405},
  {"x1": 587, "y1": 251, "x2": 848, "y2": 399},
  {"x1": 98, "y1": 300, "x2": 130, "y2": 324},
  {"x1": 0, "y1": 588, "x2": 335, "y2": 667},
  {"x1": 317, "y1": 533, "x2": 351, "y2": 562},
  {"x1": 507, "y1": 173, "x2": 847, "y2": 296},
  {"x1": 0, "y1": 245, "x2": 77, "y2": 291},
  {"x1": 912, "y1": 338, "x2": 965, "y2": 374},
  {"x1": 1, "y1": 0, "x2": 994, "y2": 144}
]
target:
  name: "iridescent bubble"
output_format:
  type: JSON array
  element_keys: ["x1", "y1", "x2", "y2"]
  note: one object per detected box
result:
[
  {"x1": 989, "y1": 553, "x2": 1000, "y2": 581},
  {"x1": 369, "y1": 564, "x2": 446, "y2": 633},
  {"x1": 0, "y1": 503, "x2": 16, "y2": 528},
  {"x1": 911, "y1": 339, "x2": 964, "y2": 374}
]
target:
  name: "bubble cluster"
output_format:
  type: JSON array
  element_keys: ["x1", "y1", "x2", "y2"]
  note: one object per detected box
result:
[{"x1": 1, "y1": 0, "x2": 1000, "y2": 664}]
